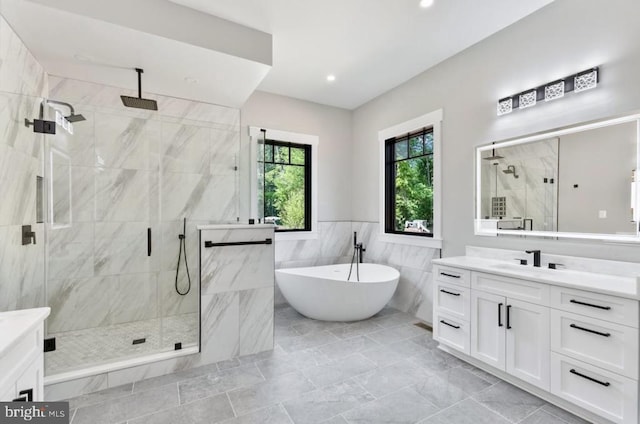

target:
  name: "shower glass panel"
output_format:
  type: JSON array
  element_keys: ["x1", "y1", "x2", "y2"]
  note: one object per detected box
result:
[{"x1": 41, "y1": 80, "x2": 240, "y2": 376}]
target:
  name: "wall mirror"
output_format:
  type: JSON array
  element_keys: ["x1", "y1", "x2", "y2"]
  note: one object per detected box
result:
[{"x1": 475, "y1": 113, "x2": 640, "y2": 242}]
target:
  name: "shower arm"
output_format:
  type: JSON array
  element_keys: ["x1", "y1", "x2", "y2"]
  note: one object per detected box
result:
[{"x1": 46, "y1": 99, "x2": 76, "y2": 117}]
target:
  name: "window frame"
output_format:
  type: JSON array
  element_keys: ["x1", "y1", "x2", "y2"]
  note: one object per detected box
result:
[
  {"x1": 250, "y1": 127, "x2": 319, "y2": 241},
  {"x1": 259, "y1": 139, "x2": 312, "y2": 232},
  {"x1": 384, "y1": 128, "x2": 434, "y2": 237},
  {"x1": 378, "y1": 109, "x2": 443, "y2": 248}
]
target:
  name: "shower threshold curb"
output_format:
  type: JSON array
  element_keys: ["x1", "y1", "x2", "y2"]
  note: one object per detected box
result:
[{"x1": 44, "y1": 346, "x2": 199, "y2": 385}]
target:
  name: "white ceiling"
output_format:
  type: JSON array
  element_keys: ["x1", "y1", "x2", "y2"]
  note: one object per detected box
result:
[
  {"x1": 171, "y1": 0, "x2": 555, "y2": 109},
  {"x1": 1, "y1": 0, "x2": 555, "y2": 110}
]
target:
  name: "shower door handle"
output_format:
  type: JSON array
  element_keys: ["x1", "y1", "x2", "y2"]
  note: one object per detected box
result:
[{"x1": 147, "y1": 228, "x2": 152, "y2": 256}]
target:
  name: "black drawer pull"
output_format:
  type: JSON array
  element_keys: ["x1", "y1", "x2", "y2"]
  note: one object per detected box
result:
[
  {"x1": 440, "y1": 320, "x2": 460, "y2": 329},
  {"x1": 440, "y1": 289, "x2": 461, "y2": 297},
  {"x1": 498, "y1": 303, "x2": 503, "y2": 327},
  {"x1": 569, "y1": 369, "x2": 610, "y2": 387},
  {"x1": 570, "y1": 299, "x2": 611, "y2": 310},
  {"x1": 440, "y1": 272, "x2": 461, "y2": 279},
  {"x1": 506, "y1": 304, "x2": 512, "y2": 329},
  {"x1": 570, "y1": 323, "x2": 611, "y2": 337}
]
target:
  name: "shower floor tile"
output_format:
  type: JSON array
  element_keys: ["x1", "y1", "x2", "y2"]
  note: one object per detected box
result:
[
  {"x1": 64, "y1": 307, "x2": 590, "y2": 424},
  {"x1": 46, "y1": 313, "x2": 198, "y2": 375}
]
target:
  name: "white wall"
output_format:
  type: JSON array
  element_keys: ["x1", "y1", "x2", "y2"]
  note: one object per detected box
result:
[
  {"x1": 240, "y1": 90, "x2": 353, "y2": 222},
  {"x1": 352, "y1": 0, "x2": 640, "y2": 261}
]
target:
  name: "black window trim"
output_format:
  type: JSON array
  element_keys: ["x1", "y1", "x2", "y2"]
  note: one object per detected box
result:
[
  {"x1": 384, "y1": 127, "x2": 434, "y2": 238},
  {"x1": 259, "y1": 139, "x2": 312, "y2": 232}
]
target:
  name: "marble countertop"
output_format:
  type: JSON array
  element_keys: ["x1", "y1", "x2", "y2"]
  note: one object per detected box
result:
[
  {"x1": 0, "y1": 307, "x2": 50, "y2": 357},
  {"x1": 433, "y1": 256, "x2": 640, "y2": 300},
  {"x1": 198, "y1": 224, "x2": 275, "y2": 230}
]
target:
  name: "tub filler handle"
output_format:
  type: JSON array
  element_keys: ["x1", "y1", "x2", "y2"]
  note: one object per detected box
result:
[{"x1": 204, "y1": 238, "x2": 273, "y2": 248}]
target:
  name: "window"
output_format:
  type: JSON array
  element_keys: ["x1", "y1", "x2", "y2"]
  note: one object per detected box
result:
[
  {"x1": 250, "y1": 127, "x2": 318, "y2": 239},
  {"x1": 378, "y1": 109, "x2": 442, "y2": 248},
  {"x1": 259, "y1": 140, "x2": 311, "y2": 231},
  {"x1": 385, "y1": 128, "x2": 434, "y2": 236}
]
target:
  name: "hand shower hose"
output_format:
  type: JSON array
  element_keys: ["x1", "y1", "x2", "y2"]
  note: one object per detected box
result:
[{"x1": 175, "y1": 217, "x2": 191, "y2": 296}]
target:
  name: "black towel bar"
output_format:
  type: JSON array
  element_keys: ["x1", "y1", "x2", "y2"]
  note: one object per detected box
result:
[{"x1": 204, "y1": 238, "x2": 273, "y2": 248}]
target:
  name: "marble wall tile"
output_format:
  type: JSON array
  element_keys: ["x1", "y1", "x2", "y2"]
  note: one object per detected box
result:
[
  {"x1": 69, "y1": 166, "x2": 96, "y2": 223},
  {"x1": 95, "y1": 112, "x2": 160, "y2": 170},
  {"x1": 239, "y1": 287, "x2": 274, "y2": 356},
  {"x1": 0, "y1": 224, "x2": 45, "y2": 312},
  {"x1": 0, "y1": 92, "x2": 44, "y2": 158},
  {"x1": 200, "y1": 292, "x2": 240, "y2": 363},
  {"x1": 94, "y1": 222, "x2": 157, "y2": 276},
  {"x1": 95, "y1": 169, "x2": 151, "y2": 222},
  {"x1": 47, "y1": 222, "x2": 94, "y2": 280},
  {"x1": 162, "y1": 121, "x2": 211, "y2": 174},
  {"x1": 47, "y1": 276, "x2": 117, "y2": 333},
  {"x1": 211, "y1": 128, "x2": 239, "y2": 176},
  {"x1": 201, "y1": 229, "x2": 274, "y2": 294},
  {"x1": 110, "y1": 273, "x2": 159, "y2": 325},
  {"x1": 157, "y1": 220, "x2": 200, "y2": 273},
  {"x1": 318, "y1": 221, "x2": 352, "y2": 258},
  {"x1": 0, "y1": 143, "x2": 39, "y2": 226},
  {"x1": 158, "y1": 270, "x2": 199, "y2": 317},
  {"x1": 161, "y1": 172, "x2": 238, "y2": 222}
]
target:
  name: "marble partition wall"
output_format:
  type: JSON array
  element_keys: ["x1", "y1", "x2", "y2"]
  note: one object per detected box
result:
[
  {"x1": 0, "y1": 15, "x2": 48, "y2": 313},
  {"x1": 44, "y1": 76, "x2": 241, "y2": 343},
  {"x1": 199, "y1": 226, "x2": 275, "y2": 362}
]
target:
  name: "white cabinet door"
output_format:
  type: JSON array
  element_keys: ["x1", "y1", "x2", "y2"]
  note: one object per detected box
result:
[
  {"x1": 16, "y1": 358, "x2": 42, "y2": 402},
  {"x1": 471, "y1": 290, "x2": 506, "y2": 370},
  {"x1": 506, "y1": 299, "x2": 550, "y2": 390}
]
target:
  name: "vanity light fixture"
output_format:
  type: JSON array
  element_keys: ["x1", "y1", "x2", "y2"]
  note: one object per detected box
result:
[
  {"x1": 544, "y1": 80, "x2": 565, "y2": 101},
  {"x1": 519, "y1": 90, "x2": 537, "y2": 109},
  {"x1": 496, "y1": 67, "x2": 599, "y2": 116}
]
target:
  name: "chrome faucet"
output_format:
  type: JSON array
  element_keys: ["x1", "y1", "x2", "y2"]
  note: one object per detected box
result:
[{"x1": 525, "y1": 250, "x2": 541, "y2": 267}]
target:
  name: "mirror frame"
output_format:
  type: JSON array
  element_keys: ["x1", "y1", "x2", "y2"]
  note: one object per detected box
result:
[{"x1": 475, "y1": 112, "x2": 640, "y2": 243}]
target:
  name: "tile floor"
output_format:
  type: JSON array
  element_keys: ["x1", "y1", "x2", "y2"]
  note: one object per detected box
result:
[
  {"x1": 65, "y1": 306, "x2": 589, "y2": 424},
  {"x1": 47, "y1": 313, "x2": 198, "y2": 375}
]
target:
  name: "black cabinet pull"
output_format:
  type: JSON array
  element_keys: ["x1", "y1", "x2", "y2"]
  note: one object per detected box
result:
[
  {"x1": 569, "y1": 369, "x2": 610, "y2": 387},
  {"x1": 440, "y1": 272, "x2": 461, "y2": 279},
  {"x1": 440, "y1": 320, "x2": 460, "y2": 329},
  {"x1": 570, "y1": 323, "x2": 611, "y2": 337},
  {"x1": 204, "y1": 238, "x2": 273, "y2": 248},
  {"x1": 569, "y1": 299, "x2": 611, "y2": 310},
  {"x1": 440, "y1": 289, "x2": 460, "y2": 297},
  {"x1": 147, "y1": 228, "x2": 152, "y2": 257},
  {"x1": 506, "y1": 305, "x2": 512, "y2": 329},
  {"x1": 498, "y1": 303, "x2": 503, "y2": 327}
]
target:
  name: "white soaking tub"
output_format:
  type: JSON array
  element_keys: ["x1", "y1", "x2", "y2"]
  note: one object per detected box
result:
[{"x1": 275, "y1": 263, "x2": 399, "y2": 321}]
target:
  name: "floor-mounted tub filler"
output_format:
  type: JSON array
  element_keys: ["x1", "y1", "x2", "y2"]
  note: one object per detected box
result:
[{"x1": 276, "y1": 263, "x2": 400, "y2": 321}]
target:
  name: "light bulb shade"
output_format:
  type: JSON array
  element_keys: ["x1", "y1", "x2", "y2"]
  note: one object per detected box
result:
[
  {"x1": 574, "y1": 68, "x2": 598, "y2": 92},
  {"x1": 519, "y1": 90, "x2": 537, "y2": 109},
  {"x1": 497, "y1": 97, "x2": 513, "y2": 116},
  {"x1": 544, "y1": 80, "x2": 565, "y2": 101}
]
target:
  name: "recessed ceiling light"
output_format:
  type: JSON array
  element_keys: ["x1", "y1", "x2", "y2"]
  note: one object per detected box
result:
[
  {"x1": 326, "y1": 74, "x2": 336, "y2": 82},
  {"x1": 420, "y1": 0, "x2": 434, "y2": 8},
  {"x1": 184, "y1": 77, "x2": 199, "y2": 84}
]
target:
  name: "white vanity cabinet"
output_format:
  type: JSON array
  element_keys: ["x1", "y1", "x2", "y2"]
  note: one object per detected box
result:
[
  {"x1": 0, "y1": 308, "x2": 50, "y2": 402},
  {"x1": 433, "y1": 260, "x2": 640, "y2": 424}
]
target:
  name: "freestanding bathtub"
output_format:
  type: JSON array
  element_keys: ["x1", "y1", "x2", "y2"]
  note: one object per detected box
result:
[{"x1": 275, "y1": 263, "x2": 400, "y2": 321}]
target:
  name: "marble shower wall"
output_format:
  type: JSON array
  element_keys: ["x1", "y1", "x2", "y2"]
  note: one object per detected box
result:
[
  {"x1": 0, "y1": 15, "x2": 48, "y2": 313},
  {"x1": 45, "y1": 76, "x2": 241, "y2": 334}
]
